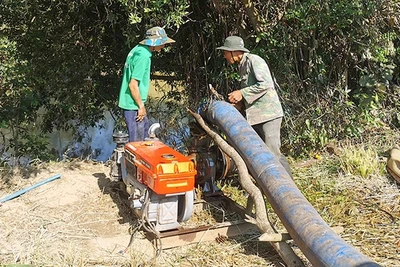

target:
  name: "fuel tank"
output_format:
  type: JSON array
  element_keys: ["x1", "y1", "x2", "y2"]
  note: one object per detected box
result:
[{"x1": 124, "y1": 140, "x2": 196, "y2": 195}]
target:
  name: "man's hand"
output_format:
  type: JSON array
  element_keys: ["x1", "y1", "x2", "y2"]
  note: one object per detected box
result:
[
  {"x1": 228, "y1": 90, "x2": 243, "y2": 104},
  {"x1": 136, "y1": 105, "x2": 146, "y2": 122}
]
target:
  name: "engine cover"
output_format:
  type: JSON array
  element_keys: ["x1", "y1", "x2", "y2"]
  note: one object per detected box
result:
[
  {"x1": 122, "y1": 140, "x2": 196, "y2": 231},
  {"x1": 124, "y1": 140, "x2": 196, "y2": 195}
]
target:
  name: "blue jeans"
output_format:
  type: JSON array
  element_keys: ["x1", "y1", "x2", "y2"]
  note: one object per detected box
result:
[{"x1": 123, "y1": 110, "x2": 149, "y2": 142}]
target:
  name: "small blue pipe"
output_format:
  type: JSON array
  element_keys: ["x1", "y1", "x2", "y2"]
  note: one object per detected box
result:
[
  {"x1": 206, "y1": 100, "x2": 380, "y2": 267},
  {"x1": 0, "y1": 174, "x2": 61, "y2": 203}
]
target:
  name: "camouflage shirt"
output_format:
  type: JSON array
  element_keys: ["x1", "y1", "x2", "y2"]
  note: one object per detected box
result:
[{"x1": 239, "y1": 53, "x2": 283, "y2": 125}]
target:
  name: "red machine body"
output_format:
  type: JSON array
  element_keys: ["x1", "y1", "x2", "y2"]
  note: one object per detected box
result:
[{"x1": 124, "y1": 140, "x2": 196, "y2": 195}]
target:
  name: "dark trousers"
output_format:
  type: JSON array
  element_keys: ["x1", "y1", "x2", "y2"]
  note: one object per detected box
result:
[
  {"x1": 123, "y1": 110, "x2": 149, "y2": 142},
  {"x1": 252, "y1": 117, "x2": 293, "y2": 178}
]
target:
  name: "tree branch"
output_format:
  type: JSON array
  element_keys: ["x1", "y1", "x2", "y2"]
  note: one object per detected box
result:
[
  {"x1": 240, "y1": 0, "x2": 262, "y2": 33},
  {"x1": 187, "y1": 108, "x2": 305, "y2": 267}
]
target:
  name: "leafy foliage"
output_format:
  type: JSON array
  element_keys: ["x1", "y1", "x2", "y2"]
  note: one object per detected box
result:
[
  {"x1": 259, "y1": 0, "x2": 400, "y2": 156},
  {"x1": 0, "y1": 0, "x2": 399, "y2": 160},
  {"x1": 1, "y1": 0, "x2": 130, "y2": 132}
]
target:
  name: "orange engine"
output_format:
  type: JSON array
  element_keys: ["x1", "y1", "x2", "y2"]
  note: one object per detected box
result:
[{"x1": 124, "y1": 140, "x2": 196, "y2": 195}]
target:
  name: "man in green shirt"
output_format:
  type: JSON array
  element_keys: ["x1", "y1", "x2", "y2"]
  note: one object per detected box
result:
[
  {"x1": 217, "y1": 36, "x2": 292, "y2": 177},
  {"x1": 118, "y1": 27, "x2": 175, "y2": 141}
]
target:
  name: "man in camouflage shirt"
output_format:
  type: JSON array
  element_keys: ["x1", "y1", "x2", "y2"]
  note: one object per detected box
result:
[{"x1": 217, "y1": 36, "x2": 292, "y2": 177}]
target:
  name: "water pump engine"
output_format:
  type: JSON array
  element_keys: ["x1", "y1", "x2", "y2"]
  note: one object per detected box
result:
[
  {"x1": 121, "y1": 140, "x2": 196, "y2": 232},
  {"x1": 110, "y1": 123, "x2": 236, "y2": 233}
]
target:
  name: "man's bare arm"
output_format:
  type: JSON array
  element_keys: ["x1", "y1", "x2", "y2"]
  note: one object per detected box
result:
[{"x1": 128, "y1": 79, "x2": 146, "y2": 121}]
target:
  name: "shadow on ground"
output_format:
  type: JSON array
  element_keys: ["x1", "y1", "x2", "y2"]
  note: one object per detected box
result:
[
  {"x1": 234, "y1": 235, "x2": 285, "y2": 264},
  {"x1": 94, "y1": 172, "x2": 138, "y2": 226},
  {"x1": 91, "y1": 171, "x2": 288, "y2": 266}
]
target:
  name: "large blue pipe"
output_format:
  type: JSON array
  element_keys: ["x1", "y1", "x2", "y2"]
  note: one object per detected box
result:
[{"x1": 205, "y1": 100, "x2": 380, "y2": 267}]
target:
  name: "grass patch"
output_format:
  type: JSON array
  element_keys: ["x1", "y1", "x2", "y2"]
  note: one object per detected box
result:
[
  {"x1": 338, "y1": 144, "x2": 386, "y2": 178},
  {"x1": 292, "y1": 136, "x2": 400, "y2": 266},
  {"x1": 216, "y1": 130, "x2": 400, "y2": 266},
  {"x1": 218, "y1": 178, "x2": 248, "y2": 208}
]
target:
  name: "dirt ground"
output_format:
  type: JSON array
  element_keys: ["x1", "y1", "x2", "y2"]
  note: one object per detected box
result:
[
  {"x1": 1, "y1": 159, "x2": 399, "y2": 267},
  {"x1": 0, "y1": 161, "x2": 141, "y2": 266},
  {"x1": 0, "y1": 161, "x2": 284, "y2": 267}
]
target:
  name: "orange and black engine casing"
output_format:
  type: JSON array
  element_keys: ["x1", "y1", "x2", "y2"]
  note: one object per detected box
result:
[{"x1": 124, "y1": 140, "x2": 196, "y2": 195}]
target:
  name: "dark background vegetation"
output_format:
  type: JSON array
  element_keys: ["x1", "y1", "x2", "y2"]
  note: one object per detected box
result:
[{"x1": 0, "y1": 0, "x2": 399, "y2": 161}]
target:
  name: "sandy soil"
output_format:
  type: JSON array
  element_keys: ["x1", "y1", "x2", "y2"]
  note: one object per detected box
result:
[
  {"x1": 0, "y1": 161, "x2": 281, "y2": 267},
  {"x1": 0, "y1": 161, "x2": 151, "y2": 266}
]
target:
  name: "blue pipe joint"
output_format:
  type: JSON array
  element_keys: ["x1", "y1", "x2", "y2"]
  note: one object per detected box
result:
[{"x1": 205, "y1": 100, "x2": 380, "y2": 267}]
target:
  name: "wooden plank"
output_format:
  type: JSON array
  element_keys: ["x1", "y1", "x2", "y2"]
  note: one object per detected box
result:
[{"x1": 155, "y1": 220, "x2": 258, "y2": 249}]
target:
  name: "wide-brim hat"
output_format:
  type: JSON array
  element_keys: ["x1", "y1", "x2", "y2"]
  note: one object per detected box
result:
[
  {"x1": 387, "y1": 147, "x2": 400, "y2": 183},
  {"x1": 139, "y1": 26, "x2": 175, "y2": 47},
  {"x1": 217, "y1": 36, "x2": 249, "y2": 52}
]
